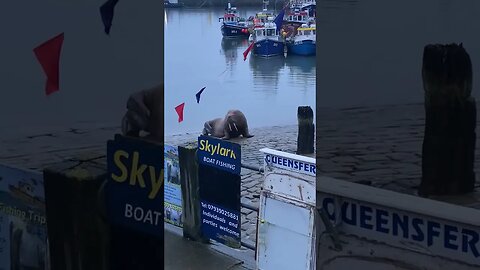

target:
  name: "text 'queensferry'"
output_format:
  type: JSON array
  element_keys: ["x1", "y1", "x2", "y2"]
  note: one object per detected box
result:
[
  {"x1": 321, "y1": 196, "x2": 480, "y2": 259},
  {"x1": 265, "y1": 154, "x2": 316, "y2": 175},
  {"x1": 199, "y1": 139, "x2": 237, "y2": 159}
]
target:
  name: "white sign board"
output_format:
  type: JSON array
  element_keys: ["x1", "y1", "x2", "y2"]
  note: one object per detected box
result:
[
  {"x1": 317, "y1": 176, "x2": 480, "y2": 270},
  {"x1": 262, "y1": 148, "x2": 316, "y2": 178},
  {"x1": 256, "y1": 148, "x2": 316, "y2": 270}
]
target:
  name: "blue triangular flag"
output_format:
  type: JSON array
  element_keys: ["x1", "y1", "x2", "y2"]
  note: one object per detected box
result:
[
  {"x1": 196, "y1": 87, "x2": 206, "y2": 103},
  {"x1": 100, "y1": 0, "x2": 119, "y2": 35},
  {"x1": 273, "y1": 8, "x2": 286, "y2": 31}
]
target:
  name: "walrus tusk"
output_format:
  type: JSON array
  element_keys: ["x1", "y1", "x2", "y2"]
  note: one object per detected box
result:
[
  {"x1": 228, "y1": 123, "x2": 232, "y2": 131},
  {"x1": 233, "y1": 122, "x2": 238, "y2": 132}
]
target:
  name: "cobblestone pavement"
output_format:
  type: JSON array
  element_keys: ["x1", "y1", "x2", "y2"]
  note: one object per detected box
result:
[
  {"x1": 317, "y1": 103, "x2": 480, "y2": 208},
  {"x1": 166, "y1": 124, "x2": 310, "y2": 246},
  {"x1": 0, "y1": 123, "x2": 308, "y2": 247},
  {"x1": 9, "y1": 102, "x2": 480, "y2": 246},
  {"x1": 0, "y1": 122, "x2": 117, "y2": 170}
]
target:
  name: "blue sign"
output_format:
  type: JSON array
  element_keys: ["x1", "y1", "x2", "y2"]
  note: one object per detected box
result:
[
  {"x1": 106, "y1": 135, "x2": 164, "y2": 238},
  {"x1": 200, "y1": 200, "x2": 241, "y2": 246},
  {"x1": 197, "y1": 136, "x2": 241, "y2": 175},
  {"x1": 197, "y1": 135, "x2": 241, "y2": 248}
]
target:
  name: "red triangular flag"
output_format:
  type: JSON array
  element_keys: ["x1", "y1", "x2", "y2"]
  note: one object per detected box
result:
[
  {"x1": 33, "y1": 33, "x2": 64, "y2": 96},
  {"x1": 175, "y1": 103, "x2": 185, "y2": 123},
  {"x1": 243, "y1": 42, "x2": 255, "y2": 61}
]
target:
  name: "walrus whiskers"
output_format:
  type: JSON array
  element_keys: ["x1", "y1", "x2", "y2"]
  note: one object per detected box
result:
[{"x1": 202, "y1": 110, "x2": 254, "y2": 139}]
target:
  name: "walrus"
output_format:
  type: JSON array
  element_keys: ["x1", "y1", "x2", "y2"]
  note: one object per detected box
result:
[
  {"x1": 121, "y1": 84, "x2": 164, "y2": 143},
  {"x1": 202, "y1": 110, "x2": 254, "y2": 140}
]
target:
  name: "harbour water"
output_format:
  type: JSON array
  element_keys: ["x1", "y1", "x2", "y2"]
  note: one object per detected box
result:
[
  {"x1": 164, "y1": 7, "x2": 316, "y2": 135},
  {"x1": 317, "y1": 0, "x2": 480, "y2": 109}
]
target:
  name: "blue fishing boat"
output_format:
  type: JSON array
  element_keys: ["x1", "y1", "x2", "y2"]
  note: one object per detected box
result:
[
  {"x1": 251, "y1": 19, "x2": 285, "y2": 57},
  {"x1": 219, "y1": 3, "x2": 251, "y2": 38},
  {"x1": 286, "y1": 23, "x2": 316, "y2": 56}
]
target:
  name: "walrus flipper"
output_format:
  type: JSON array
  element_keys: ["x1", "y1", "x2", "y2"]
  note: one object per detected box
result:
[
  {"x1": 221, "y1": 132, "x2": 231, "y2": 140},
  {"x1": 243, "y1": 132, "x2": 254, "y2": 138},
  {"x1": 241, "y1": 125, "x2": 254, "y2": 138},
  {"x1": 203, "y1": 121, "x2": 214, "y2": 136}
]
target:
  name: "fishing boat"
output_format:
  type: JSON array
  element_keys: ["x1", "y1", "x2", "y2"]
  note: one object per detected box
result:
[
  {"x1": 250, "y1": 18, "x2": 286, "y2": 57},
  {"x1": 283, "y1": 8, "x2": 310, "y2": 27},
  {"x1": 9, "y1": 183, "x2": 45, "y2": 210},
  {"x1": 301, "y1": 0, "x2": 316, "y2": 17},
  {"x1": 290, "y1": 0, "x2": 316, "y2": 17},
  {"x1": 286, "y1": 23, "x2": 316, "y2": 56},
  {"x1": 252, "y1": 0, "x2": 275, "y2": 26},
  {"x1": 219, "y1": 3, "x2": 251, "y2": 38}
]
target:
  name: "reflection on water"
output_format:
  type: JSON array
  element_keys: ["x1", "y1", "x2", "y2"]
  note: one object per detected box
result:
[
  {"x1": 220, "y1": 38, "x2": 249, "y2": 67},
  {"x1": 165, "y1": 8, "x2": 315, "y2": 135},
  {"x1": 249, "y1": 56, "x2": 285, "y2": 91}
]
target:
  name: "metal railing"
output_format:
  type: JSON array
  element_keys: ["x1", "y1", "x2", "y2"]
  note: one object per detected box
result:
[{"x1": 239, "y1": 163, "x2": 263, "y2": 251}]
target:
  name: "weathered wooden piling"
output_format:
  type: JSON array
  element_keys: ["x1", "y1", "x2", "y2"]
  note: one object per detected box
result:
[
  {"x1": 297, "y1": 106, "x2": 315, "y2": 155},
  {"x1": 178, "y1": 143, "x2": 208, "y2": 242},
  {"x1": 44, "y1": 159, "x2": 110, "y2": 270},
  {"x1": 420, "y1": 43, "x2": 476, "y2": 197}
]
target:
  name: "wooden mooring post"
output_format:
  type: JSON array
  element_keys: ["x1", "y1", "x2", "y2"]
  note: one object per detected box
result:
[
  {"x1": 178, "y1": 143, "x2": 208, "y2": 242},
  {"x1": 420, "y1": 43, "x2": 476, "y2": 197},
  {"x1": 44, "y1": 160, "x2": 110, "y2": 270},
  {"x1": 297, "y1": 106, "x2": 315, "y2": 155}
]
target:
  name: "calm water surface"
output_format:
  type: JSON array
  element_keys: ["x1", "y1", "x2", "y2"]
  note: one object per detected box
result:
[
  {"x1": 165, "y1": 8, "x2": 316, "y2": 135},
  {"x1": 317, "y1": 0, "x2": 480, "y2": 109}
]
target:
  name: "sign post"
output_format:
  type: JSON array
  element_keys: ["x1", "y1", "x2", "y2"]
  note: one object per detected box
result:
[
  {"x1": 256, "y1": 148, "x2": 316, "y2": 270},
  {"x1": 197, "y1": 135, "x2": 242, "y2": 248}
]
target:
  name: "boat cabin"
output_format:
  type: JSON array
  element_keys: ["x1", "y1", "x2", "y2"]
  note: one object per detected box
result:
[
  {"x1": 296, "y1": 24, "x2": 315, "y2": 36},
  {"x1": 253, "y1": 22, "x2": 278, "y2": 39},
  {"x1": 286, "y1": 10, "x2": 309, "y2": 23},
  {"x1": 220, "y1": 4, "x2": 244, "y2": 24},
  {"x1": 223, "y1": 13, "x2": 239, "y2": 24},
  {"x1": 255, "y1": 11, "x2": 275, "y2": 25}
]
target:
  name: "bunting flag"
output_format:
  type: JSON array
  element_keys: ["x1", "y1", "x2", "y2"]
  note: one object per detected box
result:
[
  {"x1": 243, "y1": 42, "x2": 255, "y2": 61},
  {"x1": 100, "y1": 0, "x2": 120, "y2": 35},
  {"x1": 175, "y1": 103, "x2": 185, "y2": 123},
  {"x1": 273, "y1": 7, "x2": 286, "y2": 30},
  {"x1": 195, "y1": 87, "x2": 206, "y2": 103},
  {"x1": 33, "y1": 33, "x2": 64, "y2": 96}
]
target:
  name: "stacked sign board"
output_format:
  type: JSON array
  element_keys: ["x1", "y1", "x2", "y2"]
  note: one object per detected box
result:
[
  {"x1": 197, "y1": 135, "x2": 242, "y2": 248},
  {"x1": 256, "y1": 148, "x2": 316, "y2": 270},
  {"x1": 317, "y1": 176, "x2": 480, "y2": 270},
  {"x1": 0, "y1": 164, "x2": 48, "y2": 269},
  {"x1": 164, "y1": 145, "x2": 183, "y2": 227}
]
